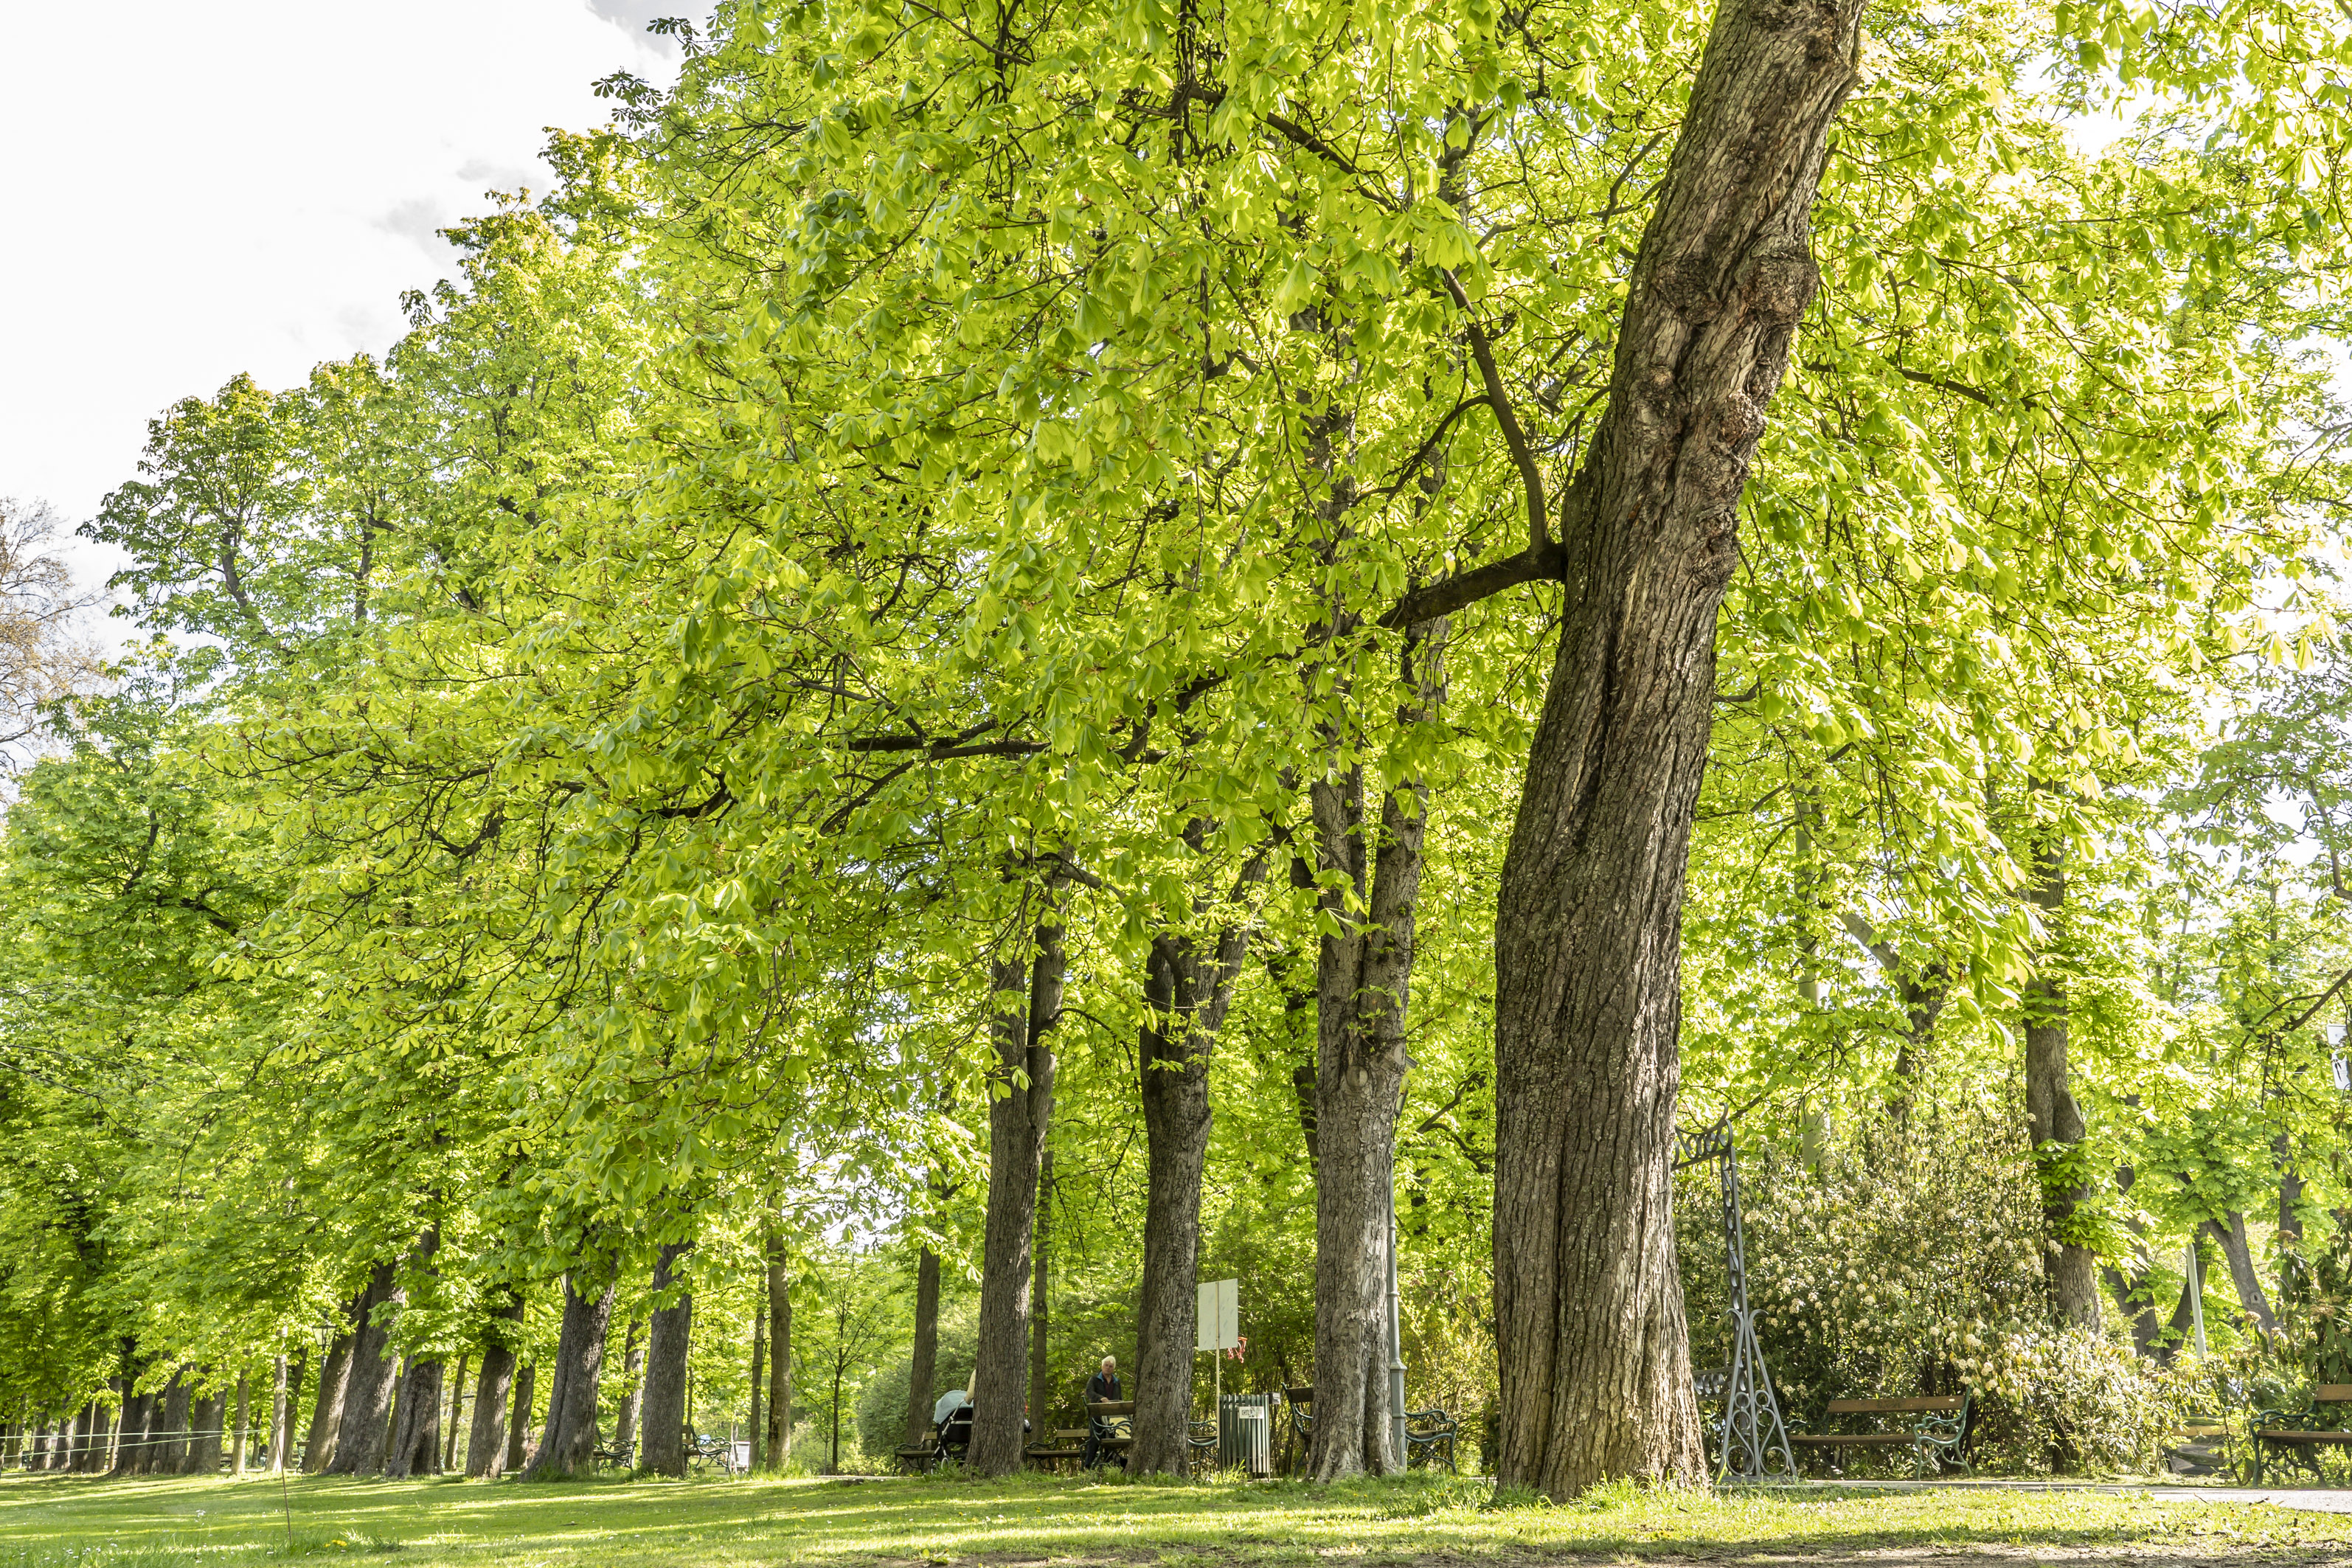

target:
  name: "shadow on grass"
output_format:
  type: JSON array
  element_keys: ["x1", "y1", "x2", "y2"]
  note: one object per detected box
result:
[{"x1": 0, "y1": 1467, "x2": 2339, "y2": 1567}]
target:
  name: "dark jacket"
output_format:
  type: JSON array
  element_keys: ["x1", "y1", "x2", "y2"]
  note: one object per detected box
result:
[{"x1": 1086, "y1": 1371, "x2": 1123, "y2": 1407}]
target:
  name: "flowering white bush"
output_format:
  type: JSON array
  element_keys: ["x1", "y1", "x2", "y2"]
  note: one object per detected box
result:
[{"x1": 1679, "y1": 1092, "x2": 2185, "y2": 1474}]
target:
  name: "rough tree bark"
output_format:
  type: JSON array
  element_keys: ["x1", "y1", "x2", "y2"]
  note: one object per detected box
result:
[
  {"x1": 638, "y1": 1244, "x2": 695, "y2": 1477},
  {"x1": 1466, "y1": 0, "x2": 1865, "y2": 1494},
  {"x1": 187, "y1": 1390, "x2": 223, "y2": 1475},
  {"x1": 611, "y1": 1318, "x2": 645, "y2": 1466},
  {"x1": 328, "y1": 1262, "x2": 403, "y2": 1474},
  {"x1": 764, "y1": 1230, "x2": 791, "y2": 1473},
  {"x1": 525, "y1": 1271, "x2": 617, "y2": 1479},
  {"x1": 504, "y1": 1362, "x2": 535, "y2": 1474},
  {"x1": 2023, "y1": 834, "x2": 2101, "y2": 1330},
  {"x1": 384, "y1": 1356, "x2": 444, "y2": 1477},
  {"x1": 969, "y1": 903, "x2": 1067, "y2": 1477},
  {"x1": 303, "y1": 1317, "x2": 355, "y2": 1474},
  {"x1": 468, "y1": 1288, "x2": 525, "y2": 1478},
  {"x1": 113, "y1": 1377, "x2": 153, "y2": 1477},
  {"x1": 903, "y1": 1241, "x2": 940, "y2": 1448},
  {"x1": 70, "y1": 1400, "x2": 108, "y2": 1472},
  {"x1": 157, "y1": 1371, "x2": 190, "y2": 1474},
  {"x1": 1308, "y1": 622, "x2": 1447, "y2": 1481},
  {"x1": 1132, "y1": 842, "x2": 1264, "y2": 1475}
]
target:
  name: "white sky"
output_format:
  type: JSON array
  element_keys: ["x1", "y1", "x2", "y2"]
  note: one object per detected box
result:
[{"x1": 0, "y1": 0, "x2": 687, "y2": 648}]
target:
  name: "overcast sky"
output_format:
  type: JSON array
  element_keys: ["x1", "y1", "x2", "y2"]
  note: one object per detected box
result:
[{"x1": 1, "y1": 0, "x2": 689, "y2": 644}]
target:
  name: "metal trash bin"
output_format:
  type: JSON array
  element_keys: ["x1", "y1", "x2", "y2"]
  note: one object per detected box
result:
[{"x1": 1218, "y1": 1392, "x2": 1274, "y2": 1476}]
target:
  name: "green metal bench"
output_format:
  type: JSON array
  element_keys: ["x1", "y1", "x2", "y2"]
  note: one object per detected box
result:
[{"x1": 2253, "y1": 1384, "x2": 2352, "y2": 1484}]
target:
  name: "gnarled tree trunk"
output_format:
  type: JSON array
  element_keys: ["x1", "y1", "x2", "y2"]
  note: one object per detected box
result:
[
  {"x1": 525, "y1": 1270, "x2": 617, "y2": 1479},
  {"x1": 505, "y1": 1362, "x2": 535, "y2": 1474},
  {"x1": 467, "y1": 1288, "x2": 525, "y2": 1477},
  {"x1": 384, "y1": 1357, "x2": 444, "y2": 1477},
  {"x1": 969, "y1": 906, "x2": 1066, "y2": 1477},
  {"x1": 1486, "y1": 0, "x2": 1864, "y2": 1495},
  {"x1": 329, "y1": 1262, "x2": 404, "y2": 1475},
  {"x1": 638, "y1": 1245, "x2": 695, "y2": 1477},
  {"x1": 303, "y1": 1317, "x2": 355, "y2": 1473},
  {"x1": 186, "y1": 1390, "x2": 223, "y2": 1474}
]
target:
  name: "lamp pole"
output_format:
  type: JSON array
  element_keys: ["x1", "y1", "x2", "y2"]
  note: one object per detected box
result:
[{"x1": 1386, "y1": 1162, "x2": 1406, "y2": 1466}]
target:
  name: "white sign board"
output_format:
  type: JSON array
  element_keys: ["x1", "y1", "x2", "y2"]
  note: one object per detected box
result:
[{"x1": 1196, "y1": 1277, "x2": 1239, "y2": 1351}]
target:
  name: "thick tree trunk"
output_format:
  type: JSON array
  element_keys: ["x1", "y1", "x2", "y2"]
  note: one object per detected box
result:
[
  {"x1": 903, "y1": 1243, "x2": 940, "y2": 1447},
  {"x1": 328, "y1": 1261, "x2": 404, "y2": 1475},
  {"x1": 764, "y1": 1235, "x2": 791, "y2": 1473},
  {"x1": 525, "y1": 1272, "x2": 617, "y2": 1479},
  {"x1": 2023, "y1": 837, "x2": 2100, "y2": 1329},
  {"x1": 69, "y1": 1400, "x2": 107, "y2": 1472},
  {"x1": 234, "y1": 1371, "x2": 251, "y2": 1474},
  {"x1": 157, "y1": 1372, "x2": 190, "y2": 1474},
  {"x1": 505, "y1": 1363, "x2": 535, "y2": 1474},
  {"x1": 611, "y1": 1319, "x2": 645, "y2": 1467},
  {"x1": 468, "y1": 1290, "x2": 524, "y2": 1478},
  {"x1": 1030, "y1": 1149, "x2": 1053, "y2": 1432},
  {"x1": 1488, "y1": 0, "x2": 1862, "y2": 1495},
  {"x1": 384, "y1": 1358, "x2": 444, "y2": 1477},
  {"x1": 305, "y1": 1322, "x2": 355, "y2": 1474},
  {"x1": 2204, "y1": 1212, "x2": 2278, "y2": 1337},
  {"x1": 114, "y1": 1383, "x2": 154, "y2": 1476},
  {"x1": 1131, "y1": 839, "x2": 1263, "y2": 1475},
  {"x1": 638, "y1": 1245, "x2": 695, "y2": 1477},
  {"x1": 971, "y1": 908, "x2": 1067, "y2": 1477},
  {"x1": 187, "y1": 1391, "x2": 223, "y2": 1474}
]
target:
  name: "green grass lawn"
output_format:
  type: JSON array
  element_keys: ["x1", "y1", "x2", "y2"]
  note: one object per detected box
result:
[{"x1": 2, "y1": 1469, "x2": 2346, "y2": 1568}]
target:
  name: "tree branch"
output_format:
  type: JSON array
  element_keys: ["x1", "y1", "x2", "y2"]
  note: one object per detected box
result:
[{"x1": 1437, "y1": 268, "x2": 1548, "y2": 551}]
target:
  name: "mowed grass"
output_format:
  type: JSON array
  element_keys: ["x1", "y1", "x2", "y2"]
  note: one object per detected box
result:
[{"x1": 1, "y1": 1468, "x2": 2347, "y2": 1568}]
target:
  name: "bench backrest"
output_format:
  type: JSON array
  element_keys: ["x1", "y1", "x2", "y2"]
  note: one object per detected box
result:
[
  {"x1": 2320, "y1": 1385, "x2": 2352, "y2": 1405},
  {"x1": 1823, "y1": 1396, "x2": 1963, "y2": 1414},
  {"x1": 1088, "y1": 1400, "x2": 1137, "y2": 1416},
  {"x1": 1285, "y1": 1386, "x2": 1313, "y2": 1408}
]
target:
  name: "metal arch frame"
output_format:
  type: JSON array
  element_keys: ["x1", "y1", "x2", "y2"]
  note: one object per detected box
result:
[{"x1": 1674, "y1": 1120, "x2": 1797, "y2": 1483}]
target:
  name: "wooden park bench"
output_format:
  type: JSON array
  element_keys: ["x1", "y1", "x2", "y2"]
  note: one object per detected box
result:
[
  {"x1": 892, "y1": 1437, "x2": 937, "y2": 1474},
  {"x1": 1024, "y1": 1426, "x2": 1088, "y2": 1471},
  {"x1": 1086, "y1": 1399, "x2": 1135, "y2": 1468},
  {"x1": 2253, "y1": 1385, "x2": 2352, "y2": 1484},
  {"x1": 1283, "y1": 1386, "x2": 1315, "y2": 1473},
  {"x1": 2164, "y1": 1412, "x2": 2231, "y2": 1479},
  {"x1": 1789, "y1": 1391, "x2": 1971, "y2": 1476}
]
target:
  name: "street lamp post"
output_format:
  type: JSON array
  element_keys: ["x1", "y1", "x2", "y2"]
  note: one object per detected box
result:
[{"x1": 1386, "y1": 1163, "x2": 1406, "y2": 1466}]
